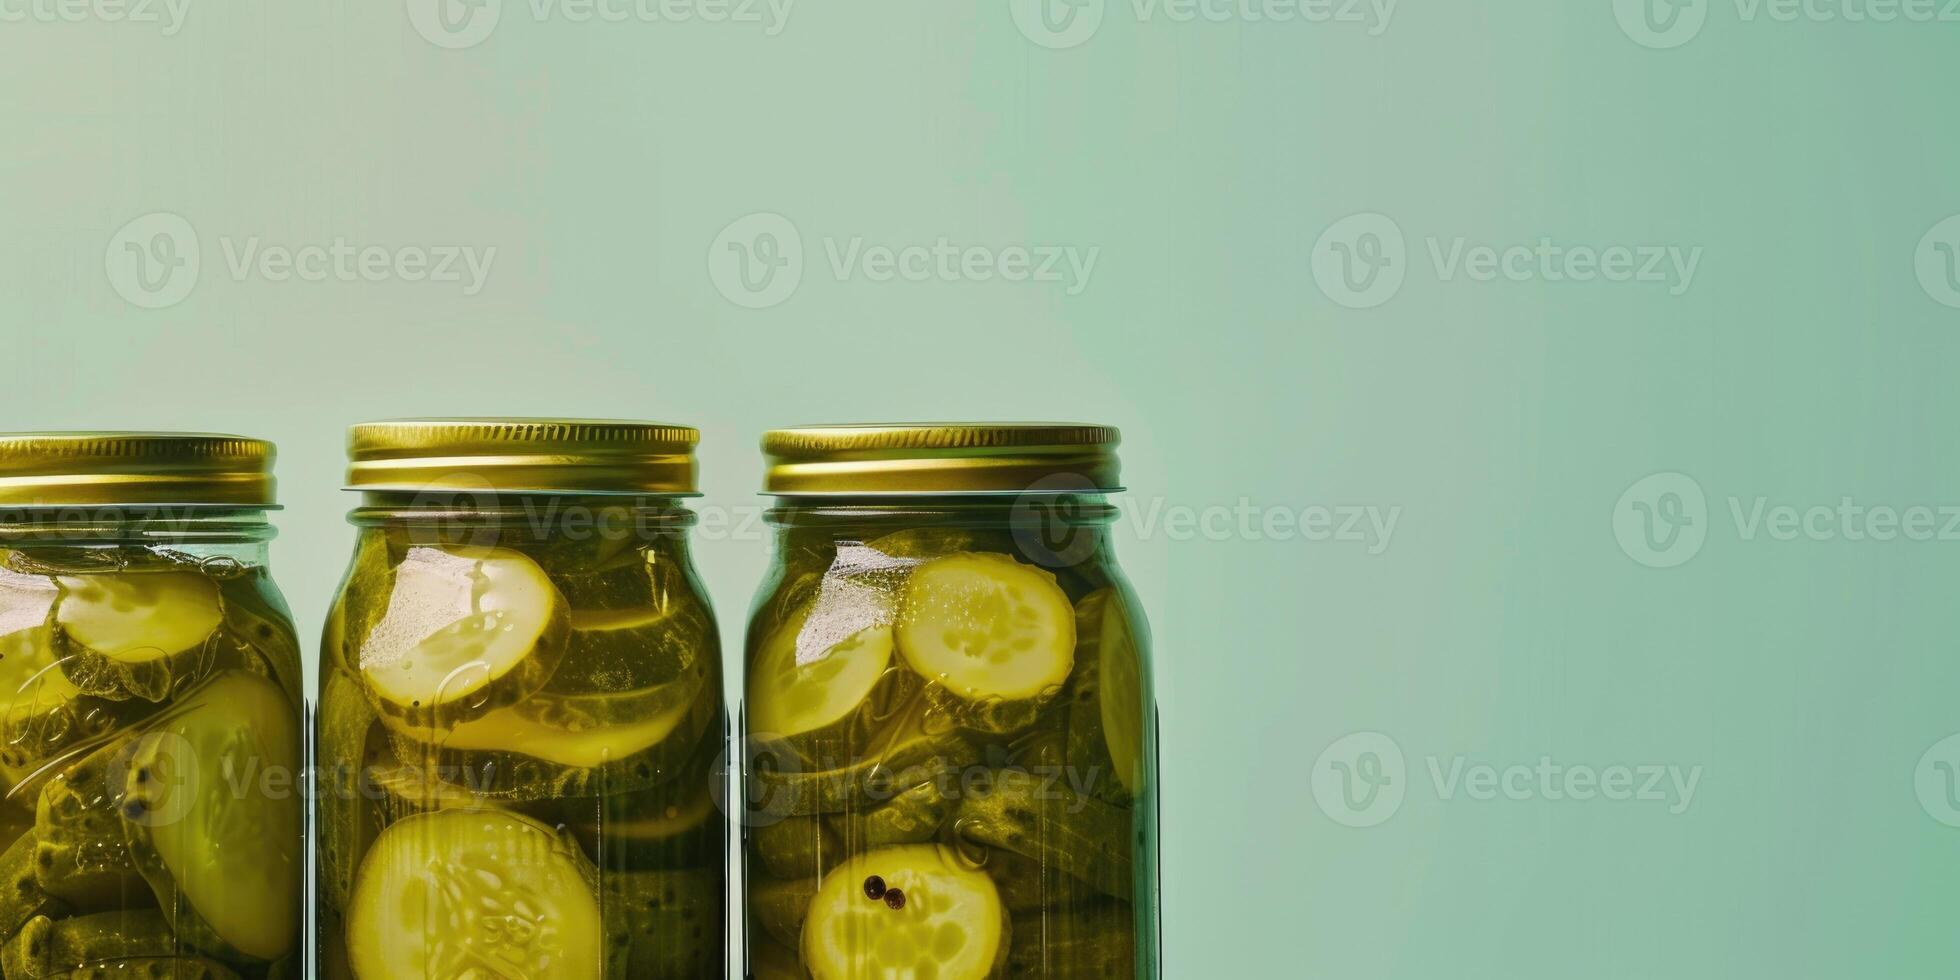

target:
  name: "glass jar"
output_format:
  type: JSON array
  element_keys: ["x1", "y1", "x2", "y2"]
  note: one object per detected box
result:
[
  {"x1": 741, "y1": 424, "x2": 1159, "y2": 980},
  {"x1": 316, "y1": 419, "x2": 726, "y2": 980},
  {"x1": 0, "y1": 433, "x2": 304, "y2": 977}
]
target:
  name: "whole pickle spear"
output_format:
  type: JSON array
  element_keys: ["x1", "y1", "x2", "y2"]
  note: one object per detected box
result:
[
  {"x1": 34, "y1": 735, "x2": 147, "y2": 909},
  {"x1": 121, "y1": 670, "x2": 301, "y2": 964},
  {"x1": 0, "y1": 832, "x2": 67, "y2": 943},
  {"x1": 5, "y1": 909, "x2": 177, "y2": 977}
]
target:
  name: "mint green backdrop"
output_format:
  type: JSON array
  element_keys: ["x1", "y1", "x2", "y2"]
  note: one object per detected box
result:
[{"x1": 3, "y1": 3, "x2": 1957, "y2": 976}]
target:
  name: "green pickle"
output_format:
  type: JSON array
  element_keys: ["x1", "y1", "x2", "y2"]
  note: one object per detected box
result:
[
  {"x1": 318, "y1": 419, "x2": 725, "y2": 978},
  {"x1": 0, "y1": 513, "x2": 305, "y2": 972},
  {"x1": 744, "y1": 423, "x2": 1157, "y2": 980}
]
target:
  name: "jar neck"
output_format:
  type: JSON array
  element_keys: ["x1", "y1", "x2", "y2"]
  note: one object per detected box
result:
[
  {"x1": 0, "y1": 505, "x2": 276, "y2": 546},
  {"x1": 350, "y1": 492, "x2": 698, "y2": 550},
  {"x1": 765, "y1": 493, "x2": 1118, "y2": 530}
]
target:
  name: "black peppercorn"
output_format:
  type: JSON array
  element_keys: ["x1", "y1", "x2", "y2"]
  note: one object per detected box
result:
[
  {"x1": 884, "y1": 888, "x2": 906, "y2": 910},
  {"x1": 863, "y1": 875, "x2": 886, "y2": 901}
]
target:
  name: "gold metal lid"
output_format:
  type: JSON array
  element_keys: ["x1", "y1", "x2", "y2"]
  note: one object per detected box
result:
[
  {"x1": 761, "y1": 423, "x2": 1121, "y2": 495},
  {"x1": 347, "y1": 418, "x2": 700, "y2": 495},
  {"x1": 0, "y1": 433, "x2": 277, "y2": 507}
]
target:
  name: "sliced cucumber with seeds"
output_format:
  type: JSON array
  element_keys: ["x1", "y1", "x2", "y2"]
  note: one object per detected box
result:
[
  {"x1": 802, "y1": 844, "x2": 1008, "y2": 980},
  {"x1": 55, "y1": 572, "x2": 222, "y2": 703},
  {"x1": 122, "y1": 670, "x2": 301, "y2": 963},
  {"x1": 347, "y1": 808, "x2": 604, "y2": 979},
  {"x1": 749, "y1": 601, "x2": 894, "y2": 740},
  {"x1": 896, "y1": 553, "x2": 1074, "y2": 703},
  {"x1": 357, "y1": 546, "x2": 569, "y2": 731}
]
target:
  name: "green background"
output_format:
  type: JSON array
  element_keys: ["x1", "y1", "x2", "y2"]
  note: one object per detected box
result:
[{"x1": 4, "y1": 2, "x2": 1959, "y2": 976}]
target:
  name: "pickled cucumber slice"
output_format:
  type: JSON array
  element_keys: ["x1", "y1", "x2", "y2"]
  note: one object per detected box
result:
[
  {"x1": 0, "y1": 625, "x2": 109, "y2": 790},
  {"x1": 347, "y1": 808, "x2": 604, "y2": 979},
  {"x1": 896, "y1": 553, "x2": 1074, "y2": 703},
  {"x1": 380, "y1": 574, "x2": 717, "y2": 801},
  {"x1": 8, "y1": 909, "x2": 177, "y2": 977},
  {"x1": 953, "y1": 770, "x2": 1131, "y2": 902},
  {"x1": 54, "y1": 572, "x2": 222, "y2": 703},
  {"x1": 1067, "y1": 590, "x2": 1145, "y2": 802},
  {"x1": 801, "y1": 844, "x2": 1007, "y2": 980},
  {"x1": 392, "y1": 672, "x2": 706, "y2": 771},
  {"x1": 748, "y1": 602, "x2": 894, "y2": 739},
  {"x1": 357, "y1": 546, "x2": 569, "y2": 730},
  {"x1": 121, "y1": 670, "x2": 301, "y2": 962}
]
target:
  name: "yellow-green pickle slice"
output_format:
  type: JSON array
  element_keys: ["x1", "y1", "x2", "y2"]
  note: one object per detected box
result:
[
  {"x1": 121, "y1": 669, "x2": 301, "y2": 963},
  {"x1": 896, "y1": 553, "x2": 1074, "y2": 703},
  {"x1": 357, "y1": 546, "x2": 569, "y2": 730},
  {"x1": 1067, "y1": 590, "x2": 1146, "y2": 801},
  {"x1": 802, "y1": 844, "x2": 1007, "y2": 980},
  {"x1": 347, "y1": 808, "x2": 603, "y2": 979},
  {"x1": 54, "y1": 571, "x2": 222, "y2": 703},
  {"x1": 748, "y1": 601, "x2": 894, "y2": 739}
]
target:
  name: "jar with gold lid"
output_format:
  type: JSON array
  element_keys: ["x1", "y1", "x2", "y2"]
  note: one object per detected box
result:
[
  {"x1": 741, "y1": 424, "x2": 1158, "y2": 979},
  {"x1": 0, "y1": 432, "x2": 304, "y2": 978},
  {"x1": 315, "y1": 419, "x2": 725, "y2": 979}
]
